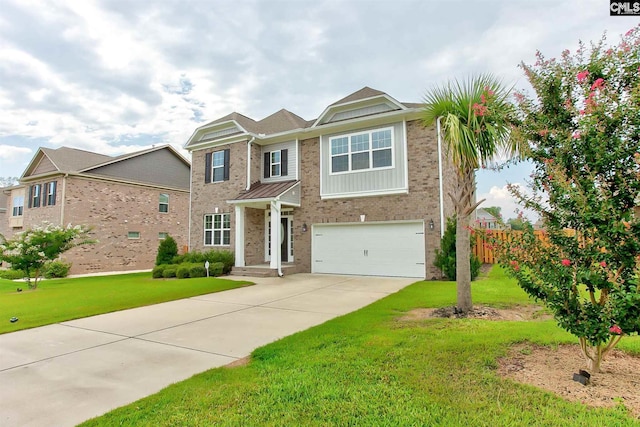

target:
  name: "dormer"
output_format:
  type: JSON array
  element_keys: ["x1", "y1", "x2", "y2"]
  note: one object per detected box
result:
[{"x1": 185, "y1": 112, "x2": 258, "y2": 150}]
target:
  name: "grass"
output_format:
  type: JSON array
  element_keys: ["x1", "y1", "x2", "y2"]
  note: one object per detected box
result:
[
  {"x1": 81, "y1": 267, "x2": 640, "y2": 426},
  {"x1": 0, "y1": 273, "x2": 251, "y2": 334}
]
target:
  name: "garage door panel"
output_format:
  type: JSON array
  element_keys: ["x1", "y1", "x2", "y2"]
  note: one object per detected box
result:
[{"x1": 312, "y1": 221, "x2": 425, "y2": 278}]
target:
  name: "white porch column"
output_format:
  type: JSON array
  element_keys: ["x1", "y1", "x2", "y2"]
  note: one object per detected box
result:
[
  {"x1": 269, "y1": 200, "x2": 281, "y2": 271},
  {"x1": 234, "y1": 205, "x2": 245, "y2": 267}
]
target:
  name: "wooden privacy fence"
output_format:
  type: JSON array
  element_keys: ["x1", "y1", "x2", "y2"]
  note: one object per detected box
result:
[{"x1": 472, "y1": 229, "x2": 547, "y2": 264}]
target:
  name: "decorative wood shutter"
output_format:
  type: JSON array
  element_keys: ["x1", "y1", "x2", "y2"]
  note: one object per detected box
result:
[
  {"x1": 281, "y1": 149, "x2": 288, "y2": 176},
  {"x1": 205, "y1": 152, "x2": 212, "y2": 183},
  {"x1": 42, "y1": 183, "x2": 48, "y2": 207},
  {"x1": 264, "y1": 152, "x2": 270, "y2": 179},
  {"x1": 28, "y1": 185, "x2": 33, "y2": 208},
  {"x1": 223, "y1": 149, "x2": 230, "y2": 181}
]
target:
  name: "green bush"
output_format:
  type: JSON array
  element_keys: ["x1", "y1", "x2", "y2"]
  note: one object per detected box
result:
[
  {"x1": 434, "y1": 217, "x2": 481, "y2": 281},
  {"x1": 156, "y1": 235, "x2": 178, "y2": 266},
  {"x1": 43, "y1": 261, "x2": 72, "y2": 279},
  {"x1": 152, "y1": 264, "x2": 168, "y2": 279},
  {"x1": 173, "y1": 250, "x2": 235, "y2": 275},
  {"x1": 176, "y1": 265, "x2": 190, "y2": 279},
  {"x1": 208, "y1": 262, "x2": 224, "y2": 277},
  {"x1": 162, "y1": 267, "x2": 177, "y2": 278},
  {"x1": 189, "y1": 264, "x2": 207, "y2": 278},
  {"x1": 0, "y1": 269, "x2": 27, "y2": 280}
]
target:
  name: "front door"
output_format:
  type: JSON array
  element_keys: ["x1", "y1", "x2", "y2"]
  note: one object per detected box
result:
[
  {"x1": 280, "y1": 217, "x2": 289, "y2": 262},
  {"x1": 265, "y1": 212, "x2": 293, "y2": 262}
]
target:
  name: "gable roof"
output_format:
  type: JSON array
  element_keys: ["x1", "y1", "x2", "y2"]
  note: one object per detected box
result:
[
  {"x1": 34, "y1": 147, "x2": 112, "y2": 175},
  {"x1": 185, "y1": 86, "x2": 423, "y2": 150},
  {"x1": 329, "y1": 86, "x2": 387, "y2": 106},
  {"x1": 20, "y1": 145, "x2": 190, "y2": 190}
]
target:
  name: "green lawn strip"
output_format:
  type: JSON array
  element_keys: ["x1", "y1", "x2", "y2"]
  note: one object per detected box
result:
[
  {"x1": 81, "y1": 268, "x2": 640, "y2": 426},
  {"x1": 0, "y1": 273, "x2": 252, "y2": 334}
]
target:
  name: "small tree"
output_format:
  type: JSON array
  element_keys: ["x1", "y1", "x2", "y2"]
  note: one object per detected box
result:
[
  {"x1": 498, "y1": 25, "x2": 640, "y2": 372},
  {"x1": 434, "y1": 217, "x2": 481, "y2": 281},
  {"x1": 156, "y1": 235, "x2": 178, "y2": 266},
  {"x1": 0, "y1": 223, "x2": 94, "y2": 289}
]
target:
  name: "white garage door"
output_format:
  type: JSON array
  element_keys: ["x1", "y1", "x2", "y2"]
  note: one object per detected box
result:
[{"x1": 312, "y1": 221, "x2": 425, "y2": 278}]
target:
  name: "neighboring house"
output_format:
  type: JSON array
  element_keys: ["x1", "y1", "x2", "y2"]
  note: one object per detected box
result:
[
  {"x1": 0, "y1": 191, "x2": 7, "y2": 239},
  {"x1": 475, "y1": 208, "x2": 501, "y2": 229},
  {"x1": 1, "y1": 145, "x2": 190, "y2": 275},
  {"x1": 185, "y1": 87, "x2": 456, "y2": 279}
]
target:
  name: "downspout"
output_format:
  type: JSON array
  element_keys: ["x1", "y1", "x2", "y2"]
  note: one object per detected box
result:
[
  {"x1": 436, "y1": 117, "x2": 445, "y2": 237},
  {"x1": 246, "y1": 137, "x2": 255, "y2": 191},
  {"x1": 60, "y1": 174, "x2": 68, "y2": 226}
]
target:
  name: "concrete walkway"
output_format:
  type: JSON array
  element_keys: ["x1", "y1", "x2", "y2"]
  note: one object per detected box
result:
[{"x1": 0, "y1": 274, "x2": 414, "y2": 427}]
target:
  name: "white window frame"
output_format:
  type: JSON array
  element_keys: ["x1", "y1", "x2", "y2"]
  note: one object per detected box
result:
[
  {"x1": 32, "y1": 184, "x2": 40, "y2": 207},
  {"x1": 128, "y1": 231, "x2": 141, "y2": 239},
  {"x1": 159, "y1": 193, "x2": 169, "y2": 213},
  {"x1": 211, "y1": 150, "x2": 226, "y2": 183},
  {"x1": 204, "y1": 213, "x2": 231, "y2": 246},
  {"x1": 158, "y1": 232, "x2": 168, "y2": 240},
  {"x1": 270, "y1": 150, "x2": 281, "y2": 177},
  {"x1": 46, "y1": 181, "x2": 56, "y2": 205},
  {"x1": 12, "y1": 196, "x2": 24, "y2": 217},
  {"x1": 329, "y1": 127, "x2": 394, "y2": 175}
]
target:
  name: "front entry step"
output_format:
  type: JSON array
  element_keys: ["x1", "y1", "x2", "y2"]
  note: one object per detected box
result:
[{"x1": 230, "y1": 264, "x2": 297, "y2": 277}]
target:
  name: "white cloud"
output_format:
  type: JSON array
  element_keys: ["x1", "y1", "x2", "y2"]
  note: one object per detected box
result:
[
  {"x1": 0, "y1": 144, "x2": 31, "y2": 160},
  {"x1": 477, "y1": 183, "x2": 537, "y2": 222}
]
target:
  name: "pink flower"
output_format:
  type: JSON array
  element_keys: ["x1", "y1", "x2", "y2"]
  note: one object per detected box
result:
[
  {"x1": 572, "y1": 131, "x2": 581, "y2": 139},
  {"x1": 472, "y1": 103, "x2": 488, "y2": 117},
  {"x1": 539, "y1": 129, "x2": 549, "y2": 137},
  {"x1": 561, "y1": 259, "x2": 571, "y2": 267},
  {"x1": 510, "y1": 260, "x2": 520, "y2": 272},
  {"x1": 591, "y1": 78, "x2": 605, "y2": 90},
  {"x1": 579, "y1": 109, "x2": 585, "y2": 115},
  {"x1": 626, "y1": 28, "x2": 634, "y2": 37},
  {"x1": 610, "y1": 325, "x2": 623, "y2": 335},
  {"x1": 577, "y1": 70, "x2": 589, "y2": 83},
  {"x1": 600, "y1": 261, "x2": 607, "y2": 268}
]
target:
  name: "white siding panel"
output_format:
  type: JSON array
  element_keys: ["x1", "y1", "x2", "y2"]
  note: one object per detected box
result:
[
  {"x1": 312, "y1": 221, "x2": 425, "y2": 278},
  {"x1": 320, "y1": 123, "x2": 407, "y2": 198},
  {"x1": 261, "y1": 141, "x2": 298, "y2": 183}
]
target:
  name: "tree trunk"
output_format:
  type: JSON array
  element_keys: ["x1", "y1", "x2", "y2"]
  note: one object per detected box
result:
[
  {"x1": 579, "y1": 336, "x2": 622, "y2": 373},
  {"x1": 456, "y1": 211, "x2": 473, "y2": 313}
]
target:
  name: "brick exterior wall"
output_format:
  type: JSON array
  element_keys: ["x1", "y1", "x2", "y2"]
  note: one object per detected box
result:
[{"x1": 189, "y1": 119, "x2": 455, "y2": 279}]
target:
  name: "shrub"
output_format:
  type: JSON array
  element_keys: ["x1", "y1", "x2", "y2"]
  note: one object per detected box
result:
[
  {"x1": 207, "y1": 262, "x2": 224, "y2": 277},
  {"x1": 173, "y1": 250, "x2": 235, "y2": 274},
  {"x1": 156, "y1": 235, "x2": 178, "y2": 266},
  {"x1": 152, "y1": 265, "x2": 168, "y2": 279},
  {"x1": 43, "y1": 261, "x2": 72, "y2": 278},
  {"x1": 434, "y1": 217, "x2": 481, "y2": 281},
  {"x1": 189, "y1": 264, "x2": 207, "y2": 278},
  {"x1": 0, "y1": 269, "x2": 27, "y2": 280},
  {"x1": 176, "y1": 265, "x2": 190, "y2": 279},
  {"x1": 162, "y1": 267, "x2": 177, "y2": 278}
]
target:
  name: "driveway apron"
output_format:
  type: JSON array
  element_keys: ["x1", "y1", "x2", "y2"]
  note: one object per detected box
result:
[{"x1": 0, "y1": 274, "x2": 413, "y2": 427}]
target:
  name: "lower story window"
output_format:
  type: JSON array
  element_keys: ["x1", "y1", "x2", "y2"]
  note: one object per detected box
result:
[
  {"x1": 204, "y1": 213, "x2": 230, "y2": 246},
  {"x1": 128, "y1": 231, "x2": 141, "y2": 239}
]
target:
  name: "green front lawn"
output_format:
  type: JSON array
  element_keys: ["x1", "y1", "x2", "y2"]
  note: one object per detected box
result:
[
  {"x1": 82, "y1": 267, "x2": 640, "y2": 426},
  {"x1": 0, "y1": 273, "x2": 251, "y2": 334}
]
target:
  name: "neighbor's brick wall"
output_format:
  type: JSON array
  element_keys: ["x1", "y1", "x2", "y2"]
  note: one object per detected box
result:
[
  {"x1": 61, "y1": 176, "x2": 189, "y2": 275},
  {"x1": 292, "y1": 121, "x2": 446, "y2": 279}
]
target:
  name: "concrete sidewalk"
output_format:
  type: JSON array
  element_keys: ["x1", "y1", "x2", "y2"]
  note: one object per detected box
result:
[{"x1": 0, "y1": 274, "x2": 413, "y2": 427}]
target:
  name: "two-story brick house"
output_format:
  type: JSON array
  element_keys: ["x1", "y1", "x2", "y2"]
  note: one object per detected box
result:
[
  {"x1": 2, "y1": 145, "x2": 190, "y2": 275},
  {"x1": 185, "y1": 87, "x2": 456, "y2": 279}
]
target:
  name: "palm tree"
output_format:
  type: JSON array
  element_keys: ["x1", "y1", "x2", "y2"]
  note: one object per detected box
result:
[{"x1": 423, "y1": 74, "x2": 518, "y2": 314}]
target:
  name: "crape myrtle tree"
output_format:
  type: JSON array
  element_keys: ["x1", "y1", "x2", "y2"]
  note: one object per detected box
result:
[
  {"x1": 0, "y1": 222, "x2": 95, "y2": 289},
  {"x1": 423, "y1": 74, "x2": 519, "y2": 313},
  {"x1": 498, "y1": 26, "x2": 640, "y2": 372}
]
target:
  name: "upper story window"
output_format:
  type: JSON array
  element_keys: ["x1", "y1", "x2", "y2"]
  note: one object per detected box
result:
[
  {"x1": 159, "y1": 193, "x2": 169, "y2": 213},
  {"x1": 205, "y1": 149, "x2": 230, "y2": 183},
  {"x1": 330, "y1": 128, "x2": 393, "y2": 174},
  {"x1": 12, "y1": 196, "x2": 24, "y2": 217},
  {"x1": 204, "y1": 213, "x2": 230, "y2": 246},
  {"x1": 30, "y1": 184, "x2": 41, "y2": 208},
  {"x1": 264, "y1": 149, "x2": 288, "y2": 179},
  {"x1": 46, "y1": 181, "x2": 56, "y2": 206}
]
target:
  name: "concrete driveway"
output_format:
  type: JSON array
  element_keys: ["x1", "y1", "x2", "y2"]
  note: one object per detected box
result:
[{"x1": 0, "y1": 273, "x2": 414, "y2": 427}]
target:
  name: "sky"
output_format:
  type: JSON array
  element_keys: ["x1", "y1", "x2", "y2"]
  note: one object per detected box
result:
[{"x1": 0, "y1": 0, "x2": 636, "y2": 219}]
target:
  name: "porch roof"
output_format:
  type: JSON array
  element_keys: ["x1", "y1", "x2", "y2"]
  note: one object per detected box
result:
[{"x1": 228, "y1": 180, "x2": 300, "y2": 206}]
